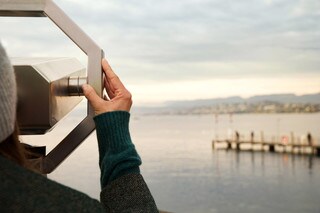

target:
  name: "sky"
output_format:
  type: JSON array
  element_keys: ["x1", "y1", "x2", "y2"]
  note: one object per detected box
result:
[{"x1": 0, "y1": 0, "x2": 319, "y2": 106}]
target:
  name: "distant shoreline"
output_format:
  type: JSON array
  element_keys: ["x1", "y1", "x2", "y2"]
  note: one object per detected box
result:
[
  {"x1": 132, "y1": 103, "x2": 320, "y2": 116},
  {"x1": 133, "y1": 92, "x2": 320, "y2": 115},
  {"x1": 132, "y1": 110, "x2": 320, "y2": 116}
]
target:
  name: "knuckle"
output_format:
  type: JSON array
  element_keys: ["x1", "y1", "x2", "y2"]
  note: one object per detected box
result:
[
  {"x1": 124, "y1": 91, "x2": 132, "y2": 100},
  {"x1": 86, "y1": 88, "x2": 94, "y2": 97},
  {"x1": 109, "y1": 74, "x2": 119, "y2": 81}
]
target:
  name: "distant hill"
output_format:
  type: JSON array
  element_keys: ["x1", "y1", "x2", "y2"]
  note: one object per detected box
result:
[
  {"x1": 132, "y1": 93, "x2": 320, "y2": 115},
  {"x1": 247, "y1": 93, "x2": 320, "y2": 104},
  {"x1": 165, "y1": 93, "x2": 320, "y2": 108},
  {"x1": 165, "y1": 96, "x2": 243, "y2": 108}
]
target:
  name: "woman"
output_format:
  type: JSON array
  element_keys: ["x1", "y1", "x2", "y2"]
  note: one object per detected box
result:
[{"x1": 0, "y1": 43, "x2": 158, "y2": 212}]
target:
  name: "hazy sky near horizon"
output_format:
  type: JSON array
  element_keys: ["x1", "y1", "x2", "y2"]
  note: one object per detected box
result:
[{"x1": 0, "y1": 0, "x2": 319, "y2": 105}]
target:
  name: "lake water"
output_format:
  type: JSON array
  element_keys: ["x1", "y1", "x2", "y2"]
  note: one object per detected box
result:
[{"x1": 22, "y1": 107, "x2": 320, "y2": 213}]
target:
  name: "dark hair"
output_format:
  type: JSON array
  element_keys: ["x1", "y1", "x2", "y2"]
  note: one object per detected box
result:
[
  {"x1": 0, "y1": 123, "x2": 27, "y2": 166},
  {"x1": 0, "y1": 122, "x2": 40, "y2": 171}
]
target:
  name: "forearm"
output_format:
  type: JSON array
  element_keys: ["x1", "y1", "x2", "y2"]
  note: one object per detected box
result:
[
  {"x1": 94, "y1": 111, "x2": 158, "y2": 212},
  {"x1": 94, "y1": 111, "x2": 141, "y2": 188},
  {"x1": 84, "y1": 59, "x2": 157, "y2": 212}
]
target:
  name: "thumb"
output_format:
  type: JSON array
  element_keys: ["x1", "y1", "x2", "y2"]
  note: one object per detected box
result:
[{"x1": 82, "y1": 84, "x2": 104, "y2": 109}]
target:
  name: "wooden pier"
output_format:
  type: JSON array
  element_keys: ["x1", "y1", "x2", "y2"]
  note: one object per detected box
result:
[{"x1": 212, "y1": 132, "x2": 320, "y2": 157}]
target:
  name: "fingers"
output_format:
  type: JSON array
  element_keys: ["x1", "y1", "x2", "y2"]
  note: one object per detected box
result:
[
  {"x1": 102, "y1": 59, "x2": 116, "y2": 99},
  {"x1": 102, "y1": 59, "x2": 114, "y2": 77},
  {"x1": 102, "y1": 59, "x2": 126, "y2": 91},
  {"x1": 82, "y1": 59, "x2": 133, "y2": 113},
  {"x1": 82, "y1": 84, "x2": 104, "y2": 109},
  {"x1": 104, "y1": 76, "x2": 115, "y2": 99}
]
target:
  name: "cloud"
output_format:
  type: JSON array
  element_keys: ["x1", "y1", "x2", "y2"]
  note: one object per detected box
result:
[
  {"x1": 128, "y1": 75, "x2": 320, "y2": 105},
  {"x1": 0, "y1": 0, "x2": 319, "y2": 103}
]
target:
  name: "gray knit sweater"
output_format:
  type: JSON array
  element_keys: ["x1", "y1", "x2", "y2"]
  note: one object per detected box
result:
[{"x1": 0, "y1": 111, "x2": 158, "y2": 212}]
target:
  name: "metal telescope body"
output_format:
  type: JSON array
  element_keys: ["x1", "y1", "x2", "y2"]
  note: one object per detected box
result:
[
  {"x1": 13, "y1": 57, "x2": 86, "y2": 134},
  {"x1": 0, "y1": 0, "x2": 104, "y2": 173}
]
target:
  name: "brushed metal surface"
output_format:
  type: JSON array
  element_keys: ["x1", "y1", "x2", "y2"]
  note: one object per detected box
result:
[
  {"x1": 0, "y1": 0, "x2": 104, "y2": 173},
  {"x1": 68, "y1": 76, "x2": 87, "y2": 96},
  {"x1": 44, "y1": 0, "x2": 103, "y2": 107},
  {"x1": 0, "y1": 0, "x2": 45, "y2": 16},
  {"x1": 0, "y1": 0, "x2": 103, "y2": 113},
  {"x1": 12, "y1": 57, "x2": 85, "y2": 134}
]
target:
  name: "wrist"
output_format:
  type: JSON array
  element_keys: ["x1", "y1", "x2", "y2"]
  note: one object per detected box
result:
[{"x1": 94, "y1": 111, "x2": 132, "y2": 153}]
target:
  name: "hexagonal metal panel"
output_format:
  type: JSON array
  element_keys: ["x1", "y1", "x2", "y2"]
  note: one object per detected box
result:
[{"x1": 0, "y1": 0, "x2": 104, "y2": 173}]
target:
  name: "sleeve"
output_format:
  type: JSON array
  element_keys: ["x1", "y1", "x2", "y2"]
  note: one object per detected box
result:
[
  {"x1": 94, "y1": 111, "x2": 158, "y2": 212},
  {"x1": 94, "y1": 111, "x2": 141, "y2": 188},
  {"x1": 100, "y1": 174, "x2": 159, "y2": 213}
]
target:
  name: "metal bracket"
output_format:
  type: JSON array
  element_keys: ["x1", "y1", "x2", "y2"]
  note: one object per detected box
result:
[{"x1": 0, "y1": 0, "x2": 103, "y2": 173}]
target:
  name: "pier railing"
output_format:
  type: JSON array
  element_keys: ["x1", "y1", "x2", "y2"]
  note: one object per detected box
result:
[{"x1": 212, "y1": 131, "x2": 320, "y2": 156}]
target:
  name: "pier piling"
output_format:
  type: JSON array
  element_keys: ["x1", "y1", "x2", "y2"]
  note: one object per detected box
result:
[
  {"x1": 211, "y1": 131, "x2": 319, "y2": 157},
  {"x1": 269, "y1": 144, "x2": 275, "y2": 153}
]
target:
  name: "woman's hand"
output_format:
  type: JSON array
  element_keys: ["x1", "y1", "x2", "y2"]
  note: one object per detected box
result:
[{"x1": 82, "y1": 59, "x2": 132, "y2": 114}]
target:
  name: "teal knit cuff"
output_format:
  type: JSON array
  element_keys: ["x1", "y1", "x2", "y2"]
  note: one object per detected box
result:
[{"x1": 94, "y1": 111, "x2": 141, "y2": 188}]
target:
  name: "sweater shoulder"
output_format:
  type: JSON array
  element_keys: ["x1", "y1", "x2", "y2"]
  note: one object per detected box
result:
[
  {"x1": 101, "y1": 173, "x2": 159, "y2": 213},
  {"x1": 0, "y1": 155, "x2": 104, "y2": 212}
]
